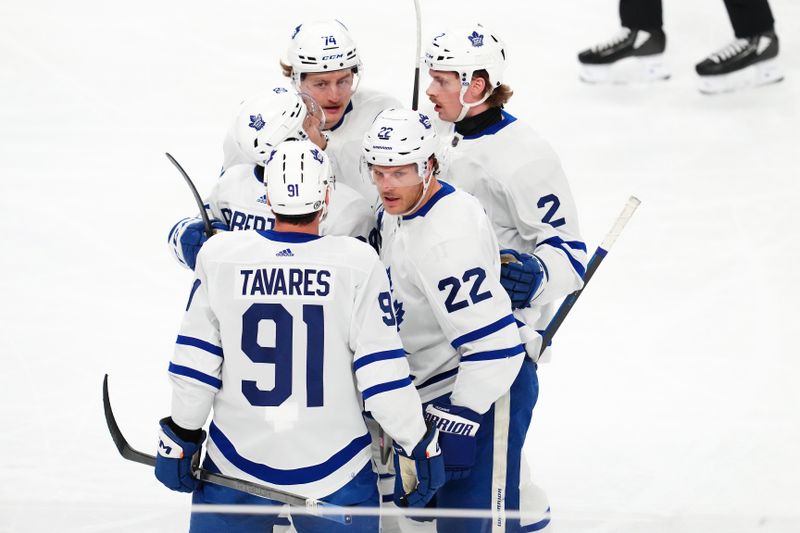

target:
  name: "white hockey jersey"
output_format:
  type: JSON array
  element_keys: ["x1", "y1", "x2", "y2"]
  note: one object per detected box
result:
[
  {"x1": 436, "y1": 110, "x2": 587, "y2": 332},
  {"x1": 222, "y1": 88, "x2": 400, "y2": 209},
  {"x1": 168, "y1": 163, "x2": 374, "y2": 269},
  {"x1": 168, "y1": 230, "x2": 427, "y2": 499},
  {"x1": 379, "y1": 182, "x2": 526, "y2": 414}
]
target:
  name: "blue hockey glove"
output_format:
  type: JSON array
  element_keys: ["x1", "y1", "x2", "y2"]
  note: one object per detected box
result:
[
  {"x1": 393, "y1": 421, "x2": 445, "y2": 508},
  {"x1": 180, "y1": 219, "x2": 229, "y2": 270},
  {"x1": 155, "y1": 417, "x2": 206, "y2": 493},
  {"x1": 424, "y1": 401, "x2": 482, "y2": 481},
  {"x1": 499, "y1": 249, "x2": 547, "y2": 309}
]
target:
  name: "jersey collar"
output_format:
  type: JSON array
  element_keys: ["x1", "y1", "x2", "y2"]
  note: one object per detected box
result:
[
  {"x1": 257, "y1": 230, "x2": 322, "y2": 243},
  {"x1": 457, "y1": 109, "x2": 517, "y2": 140},
  {"x1": 329, "y1": 100, "x2": 354, "y2": 132},
  {"x1": 253, "y1": 164, "x2": 265, "y2": 183},
  {"x1": 402, "y1": 181, "x2": 455, "y2": 220}
]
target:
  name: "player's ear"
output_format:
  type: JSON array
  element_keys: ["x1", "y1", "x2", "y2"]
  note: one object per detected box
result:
[
  {"x1": 425, "y1": 156, "x2": 437, "y2": 177},
  {"x1": 467, "y1": 75, "x2": 487, "y2": 100}
]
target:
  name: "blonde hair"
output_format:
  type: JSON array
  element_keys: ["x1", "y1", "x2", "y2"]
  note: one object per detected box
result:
[
  {"x1": 280, "y1": 60, "x2": 293, "y2": 79},
  {"x1": 474, "y1": 70, "x2": 513, "y2": 107}
]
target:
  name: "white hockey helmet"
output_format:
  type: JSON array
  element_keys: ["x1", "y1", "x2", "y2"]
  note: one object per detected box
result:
[
  {"x1": 361, "y1": 108, "x2": 438, "y2": 180},
  {"x1": 424, "y1": 24, "x2": 507, "y2": 120},
  {"x1": 233, "y1": 85, "x2": 315, "y2": 165},
  {"x1": 265, "y1": 140, "x2": 331, "y2": 217},
  {"x1": 285, "y1": 20, "x2": 363, "y2": 90}
]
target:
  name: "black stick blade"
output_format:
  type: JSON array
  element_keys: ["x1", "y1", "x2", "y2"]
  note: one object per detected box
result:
[{"x1": 103, "y1": 374, "x2": 156, "y2": 466}]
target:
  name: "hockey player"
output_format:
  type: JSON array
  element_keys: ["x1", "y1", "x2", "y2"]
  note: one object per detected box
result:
[
  {"x1": 221, "y1": 19, "x2": 401, "y2": 208},
  {"x1": 168, "y1": 85, "x2": 374, "y2": 270},
  {"x1": 363, "y1": 108, "x2": 537, "y2": 532},
  {"x1": 424, "y1": 24, "x2": 586, "y2": 351},
  {"x1": 154, "y1": 140, "x2": 444, "y2": 532},
  {"x1": 576, "y1": 0, "x2": 783, "y2": 93},
  {"x1": 424, "y1": 24, "x2": 588, "y2": 531}
]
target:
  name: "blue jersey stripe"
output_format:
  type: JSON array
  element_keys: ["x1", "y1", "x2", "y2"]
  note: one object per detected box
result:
[
  {"x1": 176, "y1": 335, "x2": 224, "y2": 357},
  {"x1": 537, "y1": 236, "x2": 587, "y2": 278},
  {"x1": 362, "y1": 377, "x2": 413, "y2": 401},
  {"x1": 451, "y1": 314, "x2": 516, "y2": 349},
  {"x1": 185, "y1": 279, "x2": 202, "y2": 311},
  {"x1": 209, "y1": 422, "x2": 371, "y2": 485},
  {"x1": 417, "y1": 367, "x2": 459, "y2": 390},
  {"x1": 461, "y1": 344, "x2": 526, "y2": 362},
  {"x1": 353, "y1": 349, "x2": 406, "y2": 372},
  {"x1": 168, "y1": 362, "x2": 222, "y2": 389}
]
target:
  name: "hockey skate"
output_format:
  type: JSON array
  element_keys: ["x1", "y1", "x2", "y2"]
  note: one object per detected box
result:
[
  {"x1": 578, "y1": 27, "x2": 670, "y2": 84},
  {"x1": 695, "y1": 32, "x2": 783, "y2": 94}
]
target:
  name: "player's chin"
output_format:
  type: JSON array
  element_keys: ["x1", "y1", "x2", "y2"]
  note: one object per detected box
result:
[
  {"x1": 381, "y1": 196, "x2": 405, "y2": 214},
  {"x1": 433, "y1": 105, "x2": 452, "y2": 122},
  {"x1": 323, "y1": 106, "x2": 344, "y2": 125}
]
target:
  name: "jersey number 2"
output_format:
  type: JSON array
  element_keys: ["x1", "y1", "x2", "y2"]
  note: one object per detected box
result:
[
  {"x1": 240, "y1": 303, "x2": 324, "y2": 407},
  {"x1": 537, "y1": 194, "x2": 566, "y2": 228}
]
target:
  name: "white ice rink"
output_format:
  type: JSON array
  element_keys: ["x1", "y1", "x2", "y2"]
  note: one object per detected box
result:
[{"x1": 1, "y1": 0, "x2": 798, "y2": 531}]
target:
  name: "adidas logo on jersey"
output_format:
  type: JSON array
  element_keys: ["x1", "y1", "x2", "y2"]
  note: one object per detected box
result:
[
  {"x1": 257, "y1": 194, "x2": 267, "y2": 204},
  {"x1": 276, "y1": 248, "x2": 294, "y2": 257}
]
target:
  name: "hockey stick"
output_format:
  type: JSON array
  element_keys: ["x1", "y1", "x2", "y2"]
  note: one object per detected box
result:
[
  {"x1": 378, "y1": 0, "x2": 425, "y2": 467},
  {"x1": 539, "y1": 195, "x2": 641, "y2": 355},
  {"x1": 411, "y1": 0, "x2": 422, "y2": 110},
  {"x1": 102, "y1": 374, "x2": 352, "y2": 525},
  {"x1": 165, "y1": 152, "x2": 214, "y2": 238}
]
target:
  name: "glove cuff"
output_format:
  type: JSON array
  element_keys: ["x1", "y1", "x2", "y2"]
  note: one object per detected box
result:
[
  {"x1": 160, "y1": 416, "x2": 205, "y2": 443},
  {"x1": 424, "y1": 403, "x2": 482, "y2": 438}
]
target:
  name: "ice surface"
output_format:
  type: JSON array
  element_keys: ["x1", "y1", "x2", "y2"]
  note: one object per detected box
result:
[{"x1": 1, "y1": 0, "x2": 798, "y2": 531}]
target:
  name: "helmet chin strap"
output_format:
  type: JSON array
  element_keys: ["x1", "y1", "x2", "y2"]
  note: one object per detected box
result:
[
  {"x1": 319, "y1": 185, "x2": 332, "y2": 222},
  {"x1": 398, "y1": 163, "x2": 434, "y2": 217},
  {"x1": 455, "y1": 73, "x2": 493, "y2": 122}
]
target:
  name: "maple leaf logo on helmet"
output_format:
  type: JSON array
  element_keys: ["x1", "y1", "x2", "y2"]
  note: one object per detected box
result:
[
  {"x1": 468, "y1": 31, "x2": 484, "y2": 47},
  {"x1": 249, "y1": 114, "x2": 266, "y2": 131},
  {"x1": 418, "y1": 113, "x2": 432, "y2": 129}
]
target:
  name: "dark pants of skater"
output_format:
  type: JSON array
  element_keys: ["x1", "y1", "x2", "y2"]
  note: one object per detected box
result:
[{"x1": 619, "y1": 0, "x2": 775, "y2": 37}]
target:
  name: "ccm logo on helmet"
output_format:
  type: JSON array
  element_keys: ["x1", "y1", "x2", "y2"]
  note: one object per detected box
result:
[{"x1": 321, "y1": 54, "x2": 344, "y2": 60}]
